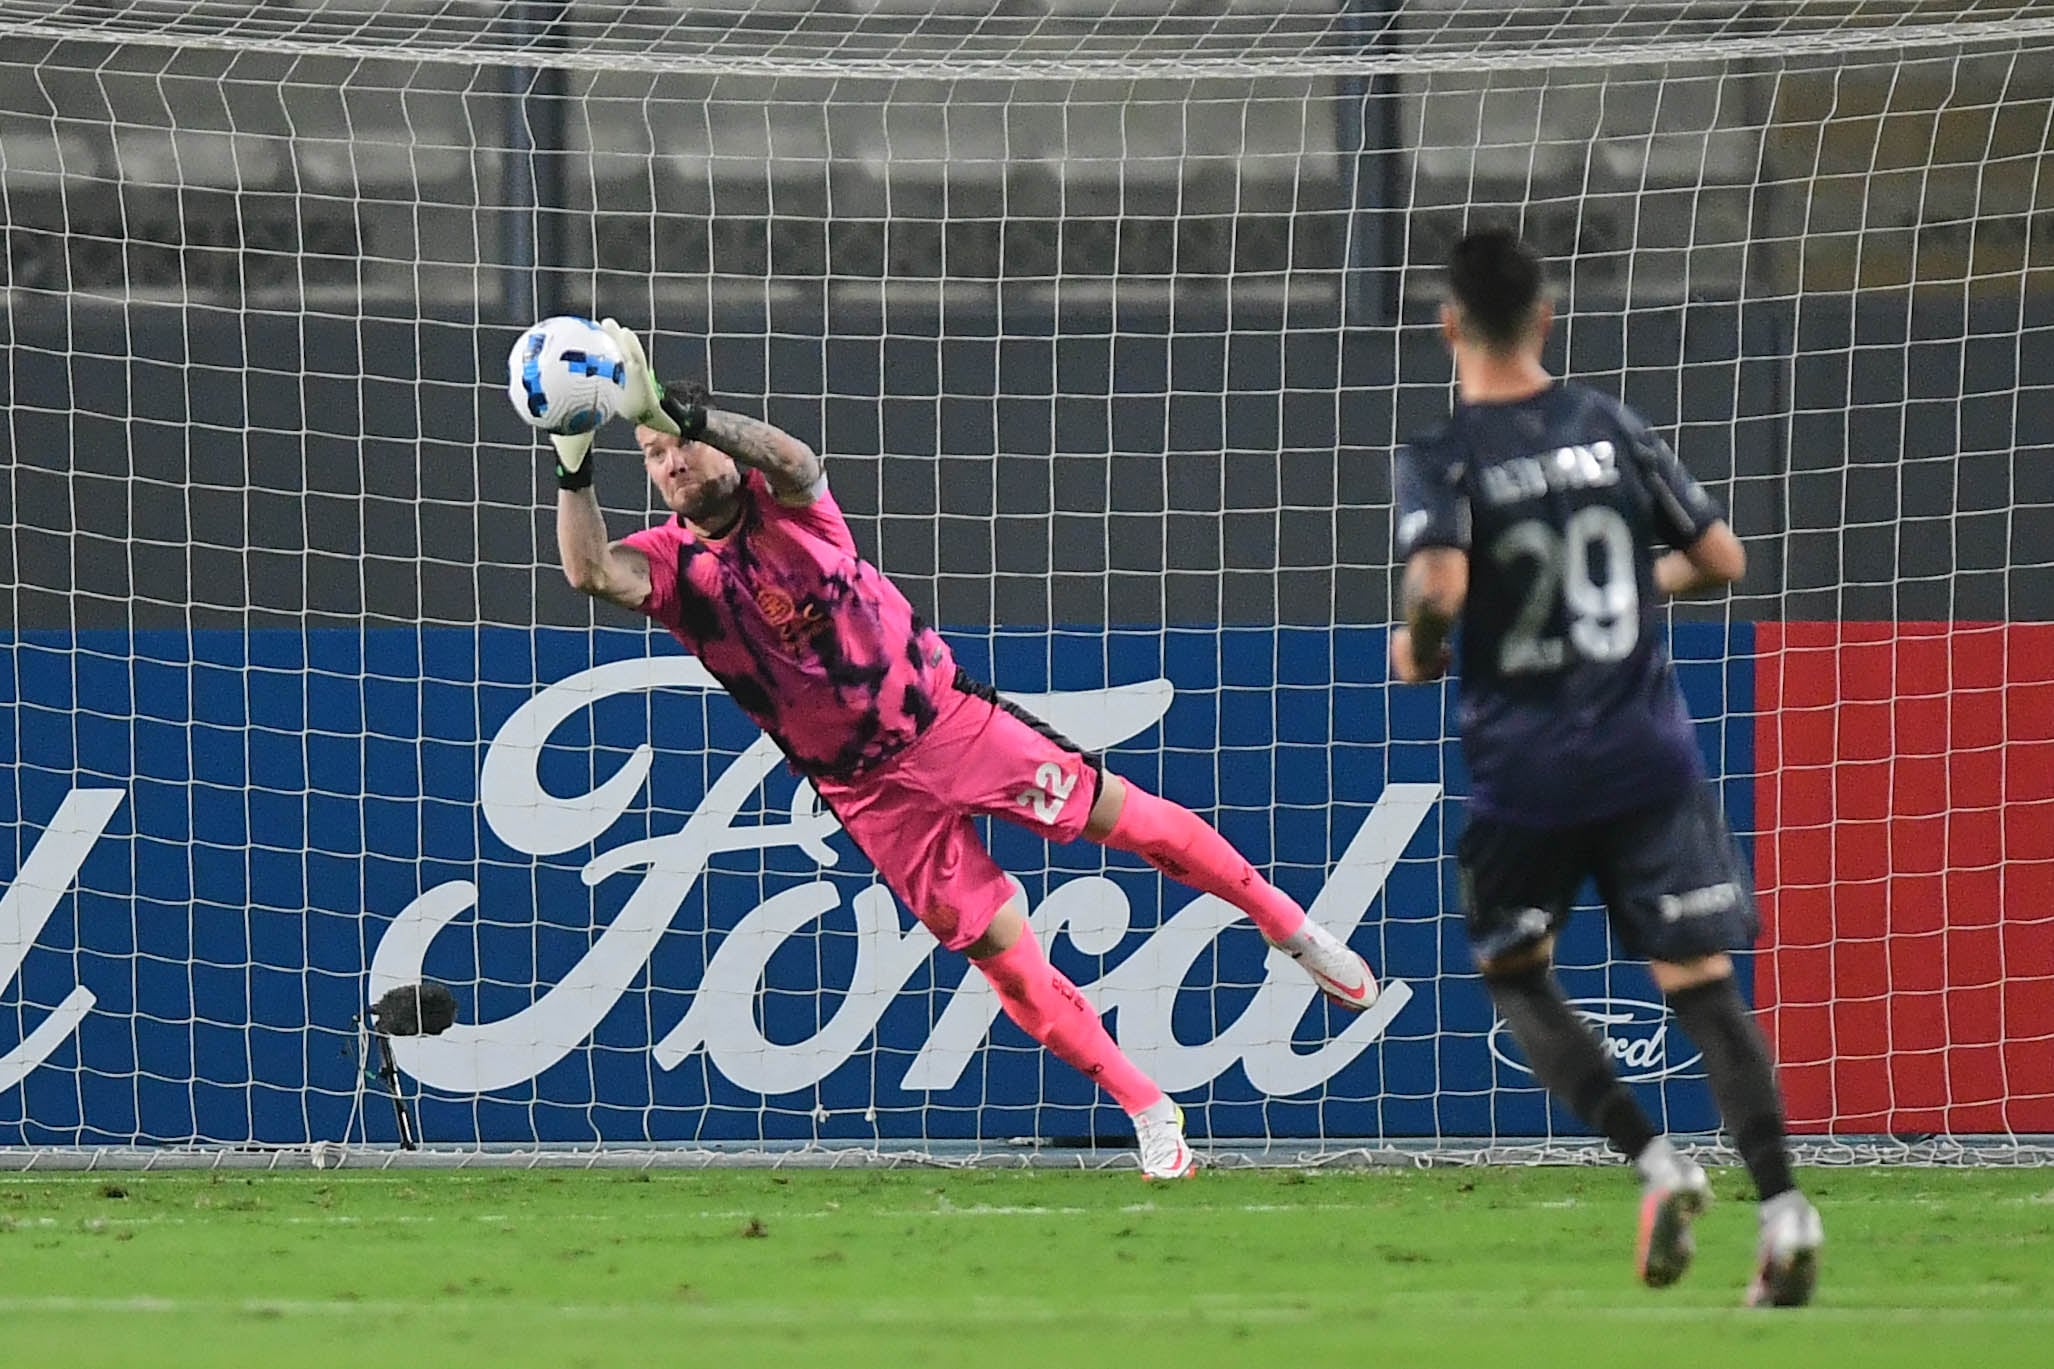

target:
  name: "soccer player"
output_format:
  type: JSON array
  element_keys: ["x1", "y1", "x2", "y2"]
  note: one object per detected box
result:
[
  {"x1": 1390, "y1": 230, "x2": 1824, "y2": 1305},
  {"x1": 545, "y1": 320, "x2": 1379, "y2": 1179}
]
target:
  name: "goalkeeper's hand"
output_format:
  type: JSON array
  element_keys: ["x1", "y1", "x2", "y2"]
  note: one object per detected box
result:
[
  {"x1": 550, "y1": 428, "x2": 596, "y2": 490},
  {"x1": 599, "y1": 318, "x2": 682, "y2": 438},
  {"x1": 552, "y1": 318, "x2": 670, "y2": 488}
]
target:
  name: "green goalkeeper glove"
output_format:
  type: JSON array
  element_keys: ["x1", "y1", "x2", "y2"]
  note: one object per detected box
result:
[
  {"x1": 599, "y1": 318, "x2": 681, "y2": 436},
  {"x1": 551, "y1": 318, "x2": 670, "y2": 489},
  {"x1": 554, "y1": 319, "x2": 710, "y2": 491},
  {"x1": 598, "y1": 317, "x2": 710, "y2": 441}
]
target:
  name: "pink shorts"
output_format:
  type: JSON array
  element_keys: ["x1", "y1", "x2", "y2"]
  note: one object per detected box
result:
[{"x1": 814, "y1": 680, "x2": 1102, "y2": 952}]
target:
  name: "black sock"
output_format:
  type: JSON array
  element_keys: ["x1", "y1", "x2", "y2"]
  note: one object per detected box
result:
[
  {"x1": 1486, "y1": 962, "x2": 1656, "y2": 1161},
  {"x1": 1667, "y1": 976, "x2": 1795, "y2": 1201}
]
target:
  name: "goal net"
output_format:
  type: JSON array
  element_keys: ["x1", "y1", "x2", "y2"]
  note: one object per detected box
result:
[{"x1": 2, "y1": 0, "x2": 2050, "y2": 1165}]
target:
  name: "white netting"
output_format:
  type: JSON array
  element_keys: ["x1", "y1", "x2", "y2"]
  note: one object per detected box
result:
[
  {"x1": 2, "y1": 2, "x2": 2053, "y2": 75},
  {"x1": 1, "y1": 0, "x2": 2050, "y2": 1161}
]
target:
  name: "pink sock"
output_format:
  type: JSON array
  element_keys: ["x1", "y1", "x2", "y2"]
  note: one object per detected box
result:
[
  {"x1": 975, "y1": 925, "x2": 1164, "y2": 1115},
  {"x1": 1101, "y1": 783, "x2": 1309, "y2": 943}
]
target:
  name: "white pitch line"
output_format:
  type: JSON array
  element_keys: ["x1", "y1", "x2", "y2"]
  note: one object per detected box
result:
[
  {"x1": 0, "y1": 1294, "x2": 2048, "y2": 1328},
  {"x1": 0, "y1": 1295, "x2": 1317, "y2": 1327},
  {"x1": 0, "y1": 1199, "x2": 1460, "y2": 1229},
  {"x1": 7, "y1": 1194, "x2": 2052, "y2": 1233}
]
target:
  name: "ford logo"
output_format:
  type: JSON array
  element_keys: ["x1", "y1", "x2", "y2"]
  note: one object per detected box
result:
[{"x1": 1487, "y1": 997, "x2": 1704, "y2": 1084}]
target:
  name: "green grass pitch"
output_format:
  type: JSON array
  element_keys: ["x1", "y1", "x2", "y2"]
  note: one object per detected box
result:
[{"x1": 0, "y1": 1166, "x2": 2047, "y2": 1367}]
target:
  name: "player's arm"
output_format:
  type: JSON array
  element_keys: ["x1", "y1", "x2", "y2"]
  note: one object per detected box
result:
[
  {"x1": 1628, "y1": 419, "x2": 1743, "y2": 598},
  {"x1": 1393, "y1": 548, "x2": 1468, "y2": 684},
  {"x1": 1390, "y1": 441, "x2": 1470, "y2": 684},
  {"x1": 553, "y1": 447, "x2": 651, "y2": 610},
  {"x1": 592, "y1": 317, "x2": 826, "y2": 507},
  {"x1": 1654, "y1": 521, "x2": 1746, "y2": 597},
  {"x1": 663, "y1": 389, "x2": 827, "y2": 508}
]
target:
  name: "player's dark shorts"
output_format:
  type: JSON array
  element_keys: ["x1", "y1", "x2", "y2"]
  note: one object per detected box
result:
[{"x1": 1457, "y1": 783, "x2": 1759, "y2": 965}]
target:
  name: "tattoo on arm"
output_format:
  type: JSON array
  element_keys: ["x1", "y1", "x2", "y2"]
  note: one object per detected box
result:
[{"x1": 697, "y1": 410, "x2": 825, "y2": 496}]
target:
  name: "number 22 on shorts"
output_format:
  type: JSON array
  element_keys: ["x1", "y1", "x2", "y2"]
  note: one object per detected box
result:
[{"x1": 1015, "y1": 762, "x2": 1077, "y2": 824}]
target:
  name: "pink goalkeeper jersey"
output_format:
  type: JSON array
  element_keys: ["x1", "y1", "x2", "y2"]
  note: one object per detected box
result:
[{"x1": 622, "y1": 469, "x2": 958, "y2": 779}]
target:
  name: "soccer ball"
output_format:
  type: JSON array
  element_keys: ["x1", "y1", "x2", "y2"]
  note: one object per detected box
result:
[{"x1": 506, "y1": 315, "x2": 628, "y2": 436}]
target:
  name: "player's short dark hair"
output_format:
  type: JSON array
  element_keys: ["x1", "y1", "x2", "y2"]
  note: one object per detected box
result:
[{"x1": 1446, "y1": 229, "x2": 1546, "y2": 349}]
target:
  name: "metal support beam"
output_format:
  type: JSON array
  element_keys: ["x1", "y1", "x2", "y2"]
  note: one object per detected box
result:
[
  {"x1": 1342, "y1": 0, "x2": 1404, "y2": 326},
  {"x1": 502, "y1": 2, "x2": 569, "y2": 320}
]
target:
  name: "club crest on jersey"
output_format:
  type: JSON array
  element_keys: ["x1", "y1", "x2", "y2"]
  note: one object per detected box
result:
[{"x1": 756, "y1": 586, "x2": 829, "y2": 650}]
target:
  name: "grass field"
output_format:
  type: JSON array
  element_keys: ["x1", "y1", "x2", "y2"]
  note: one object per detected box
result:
[{"x1": 0, "y1": 1165, "x2": 2047, "y2": 1367}]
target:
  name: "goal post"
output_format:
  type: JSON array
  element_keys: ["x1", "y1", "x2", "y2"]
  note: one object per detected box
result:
[{"x1": 1, "y1": 0, "x2": 2051, "y2": 1165}]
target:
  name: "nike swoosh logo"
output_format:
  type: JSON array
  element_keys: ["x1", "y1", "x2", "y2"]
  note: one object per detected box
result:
[{"x1": 1327, "y1": 976, "x2": 1372, "y2": 1002}]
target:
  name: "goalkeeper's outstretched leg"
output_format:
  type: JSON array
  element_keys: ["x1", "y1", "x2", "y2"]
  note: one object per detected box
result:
[
  {"x1": 1081, "y1": 771, "x2": 1380, "y2": 1012},
  {"x1": 812, "y1": 681, "x2": 1204, "y2": 1179},
  {"x1": 966, "y1": 902, "x2": 1195, "y2": 1181}
]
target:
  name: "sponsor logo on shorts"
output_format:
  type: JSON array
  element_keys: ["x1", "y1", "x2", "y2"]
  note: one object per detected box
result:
[
  {"x1": 1657, "y1": 882, "x2": 1739, "y2": 923},
  {"x1": 1488, "y1": 996, "x2": 1704, "y2": 1084}
]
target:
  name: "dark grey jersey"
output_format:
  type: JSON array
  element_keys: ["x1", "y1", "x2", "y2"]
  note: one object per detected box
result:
[{"x1": 1394, "y1": 381, "x2": 1726, "y2": 828}]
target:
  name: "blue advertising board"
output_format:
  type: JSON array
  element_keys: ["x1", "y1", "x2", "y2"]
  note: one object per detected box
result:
[{"x1": 0, "y1": 625, "x2": 1750, "y2": 1147}]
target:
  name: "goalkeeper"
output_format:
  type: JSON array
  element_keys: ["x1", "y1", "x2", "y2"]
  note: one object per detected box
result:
[{"x1": 546, "y1": 321, "x2": 1379, "y2": 1179}]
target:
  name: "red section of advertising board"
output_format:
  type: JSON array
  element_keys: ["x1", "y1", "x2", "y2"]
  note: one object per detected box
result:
[{"x1": 1756, "y1": 622, "x2": 2054, "y2": 1135}]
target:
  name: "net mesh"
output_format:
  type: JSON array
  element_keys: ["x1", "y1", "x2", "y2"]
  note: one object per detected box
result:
[
  {"x1": 3, "y1": 2, "x2": 2054, "y2": 74},
  {"x1": 1, "y1": 0, "x2": 2050, "y2": 1161}
]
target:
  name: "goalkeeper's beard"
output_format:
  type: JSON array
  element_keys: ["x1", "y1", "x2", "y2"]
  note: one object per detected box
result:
[{"x1": 672, "y1": 466, "x2": 744, "y2": 533}]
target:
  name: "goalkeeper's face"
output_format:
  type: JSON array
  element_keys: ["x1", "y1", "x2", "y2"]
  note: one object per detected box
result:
[{"x1": 638, "y1": 426, "x2": 742, "y2": 525}]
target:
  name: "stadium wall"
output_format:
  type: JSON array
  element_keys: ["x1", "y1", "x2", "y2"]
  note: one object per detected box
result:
[{"x1": 4, "y1": 295, "x2": 2049, "y2": 631}]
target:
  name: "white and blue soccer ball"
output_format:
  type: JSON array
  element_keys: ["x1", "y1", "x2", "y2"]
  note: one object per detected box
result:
[{"x1": 506, "y1": 315, "x2": 628, "y2": 436}]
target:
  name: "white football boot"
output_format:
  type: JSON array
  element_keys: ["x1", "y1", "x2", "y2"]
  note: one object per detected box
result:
[
  {"x1": 1747, "y1": 1191, "x2": 1824, "y2": 1308},
  {"x1": 1132, "y1": 1098, "x2": 1197, "y2": 1180},
  {"x1": 1270, "y1": 919, "x2": 1380, "y2": 1011},
  {"x1": 1636, "y1": 1151, "x2": 1713, "y2": 1288}
]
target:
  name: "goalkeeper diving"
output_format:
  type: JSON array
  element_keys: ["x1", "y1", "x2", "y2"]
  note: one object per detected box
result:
[{"x1": 544, "y1": 320, "x2": 1380, "y2": 1178}]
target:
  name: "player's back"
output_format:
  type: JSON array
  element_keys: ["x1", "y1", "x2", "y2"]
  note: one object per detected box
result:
[{"x1": 1397, "y1": 380, "x2": 1726, "y2": 828}]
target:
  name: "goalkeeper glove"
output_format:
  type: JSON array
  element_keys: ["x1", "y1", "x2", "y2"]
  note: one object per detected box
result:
[
  {"x1": 599, "y1": 318, "x2": 677, "y2": 435},
  {"x1": 659, "y1": 380, "x2": 710, "y2": 444},
  {"x1": 550, "y1": 429, "x2": 595, "y2": 491},
  {"x1": 553, "y1": 320, "x2": 711, "y2": 491},
  {"x1": 598, "y1": 317, "x2": 710, "y2": 442},
  {"x1": 548, "y1": 318, "x2": 639, "y2": 490}
]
